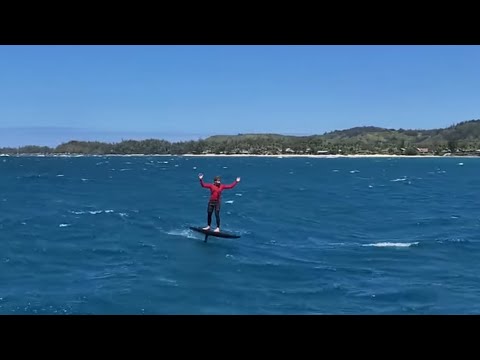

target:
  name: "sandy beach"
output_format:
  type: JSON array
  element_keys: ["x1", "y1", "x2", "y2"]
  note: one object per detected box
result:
[
  {"x1": 2, "y1": 153, "x2": 478, "y2": 158},
  {"x1": 180, "y1": 153, "x2": 476, "y2": 158}
]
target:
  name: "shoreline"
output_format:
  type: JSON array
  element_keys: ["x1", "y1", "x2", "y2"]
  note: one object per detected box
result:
[
  {"x1": 2, "y1": 153, "x2": 479, "y2": 158},
  {"x1": 181, "y1": 153, "x2": 478, "y2": 158}
]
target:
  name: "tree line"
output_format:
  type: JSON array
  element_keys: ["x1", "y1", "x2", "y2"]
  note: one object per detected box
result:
[{"x1": 2, "y1": 119, "x2": 480, "y2": 156}]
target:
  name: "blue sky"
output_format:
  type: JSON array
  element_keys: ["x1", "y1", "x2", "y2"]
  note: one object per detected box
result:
[{"x1": 0, "y1": 45, "x2": 479, "y2": 147}]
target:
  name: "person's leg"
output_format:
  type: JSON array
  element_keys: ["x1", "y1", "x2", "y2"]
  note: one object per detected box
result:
[
  {"x1": 204, "y1": 202, "x2": 213, "y2": 230},
  {"x1": 214, "y1": 202, "x2": 221, "y2": 232}
]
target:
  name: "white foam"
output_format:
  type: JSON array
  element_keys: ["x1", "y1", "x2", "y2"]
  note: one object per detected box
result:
[
  {"x1": 235, "y1": 193, "x2": 242, "y2": 196},
  {"x1": 72, "y1": 209, "x2": 114, "y2": 215},
  {"x1": 350, "y1": 170, "x2": 359, "y2": 173},
  {"x1": 119, "y1": 213, "x2": 128, "y2": 217},
  {"x1": 391, "y1": 178, "x2": 407, "y2": 182},
  {"x1": 363, "y1": 242, "x2": 419, "y2": 248},
  {"x1": 332, "y1": 169, "x2": 339, "y2": 172},
  {"x1": 166, "y1": 229, "x2": 196, "y2": 239},
  {"x1": 458, "y1": 162, "x2": 464, "y2": 166},
  {"x1": 225, "y1": 200, "x2": 234, "y2": 204},
  {"x1": 56, "y1": 174, "x2": 64, "y2": 177},
  {"x1": 59, "y1": 224, "x2": 71, "y2": 227},
  {"x1": 81, "y1": 178, "x2": 89, "y2": 181},
  {"x1": 155, "y1": 276, "x2": 178, "y2": 285}
]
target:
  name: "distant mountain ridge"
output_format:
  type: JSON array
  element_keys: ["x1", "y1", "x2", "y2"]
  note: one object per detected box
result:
[
  {"x1": 205, "y1": 120, "x2": 480, "y2": 143},
  {"x1": 1, "y1": 119, "x2": 480, "y2": 155}
]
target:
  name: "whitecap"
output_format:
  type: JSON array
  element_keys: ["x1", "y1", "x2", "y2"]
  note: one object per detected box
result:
[
  {"x1": 363, "y1": 242, "x2": 418, "y2": 248},
  {"x1": 166, "y1": 229, "x2": 197, "y2": 239}
]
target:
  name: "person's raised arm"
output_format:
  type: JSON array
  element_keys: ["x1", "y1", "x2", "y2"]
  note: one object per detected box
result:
[
  {"x1": 198, "y1": 173, "x2": 211, "y2": 188},
  {"x1": 222, "y1": 177, "x2": 241, "y2": 189}
]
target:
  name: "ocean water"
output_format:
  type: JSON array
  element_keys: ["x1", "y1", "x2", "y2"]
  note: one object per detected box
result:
[{"x1": 1, "y1": 155, "x2": 479, "y2": 314}]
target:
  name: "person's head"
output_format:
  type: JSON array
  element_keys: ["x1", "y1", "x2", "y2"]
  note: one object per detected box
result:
[{"x1": 213, "y1": 176, "x2": 221, "y2": 186}]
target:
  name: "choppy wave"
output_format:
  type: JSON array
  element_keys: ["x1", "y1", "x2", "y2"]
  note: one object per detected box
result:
[
  {"x1": 1, "y1": 156, "x2": 480, "y2": 314},
  {"x1": 362, "y1": 242, "x2": 419, "y2": 248}
]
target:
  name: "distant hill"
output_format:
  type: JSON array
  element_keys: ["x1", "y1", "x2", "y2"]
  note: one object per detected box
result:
[
  {"x1": 200, "y1": 119, "x2": 480, "y2": 155},
  {"x1": 203, "y1": 133, "x2": 308, "y2": 142},
  {"x1": 2, "y1": 119, "x2": 480, "y2": 155},
  {"x1": 206, "y1": 120, "x2": 480, "y2": 144},
  {"x1": 319, "y1": 120, "x2": 480, "y2": 143}
]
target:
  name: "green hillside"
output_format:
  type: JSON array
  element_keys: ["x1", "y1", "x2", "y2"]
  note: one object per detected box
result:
[{"x1": 2, "y1": 119, "x2": 480, "y2": 156}]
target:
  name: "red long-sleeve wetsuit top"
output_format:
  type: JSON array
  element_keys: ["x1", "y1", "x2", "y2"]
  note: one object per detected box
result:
[{"x1": 200, "y1": 179, "x2": 238, "y2": 202}]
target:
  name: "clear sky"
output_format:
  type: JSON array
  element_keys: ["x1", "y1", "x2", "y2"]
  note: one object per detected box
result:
[{"x1": 0, "y1": 45, "x2": 479, "y2": 147}]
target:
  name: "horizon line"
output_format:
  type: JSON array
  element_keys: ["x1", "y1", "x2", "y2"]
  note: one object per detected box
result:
[{"x1": 1, "y1": 118, "x2": 479, "y2": 148}]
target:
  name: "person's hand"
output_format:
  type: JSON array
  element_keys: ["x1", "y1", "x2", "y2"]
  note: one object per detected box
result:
[
  {"x1": 198, "y1": 173, "x2": 203, "y2": 179},
  {"x1": 236, "y1": 177, "x2": 241, "y2": 182}
]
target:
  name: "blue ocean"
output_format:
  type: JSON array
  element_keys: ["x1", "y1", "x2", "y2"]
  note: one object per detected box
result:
[{"x1": 1, "y1": 155, "x2": 479, "y2": 314}]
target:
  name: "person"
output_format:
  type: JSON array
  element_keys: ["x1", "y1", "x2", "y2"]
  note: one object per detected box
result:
[{"x1": 198, "y1": 173, "x2": 240, "y2": 232}]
